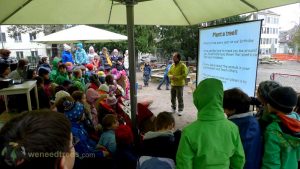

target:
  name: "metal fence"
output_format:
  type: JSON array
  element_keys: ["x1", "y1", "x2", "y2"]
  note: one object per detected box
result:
[{"x1": 270, "y1": 72, "x2": 300, "y2": 92}]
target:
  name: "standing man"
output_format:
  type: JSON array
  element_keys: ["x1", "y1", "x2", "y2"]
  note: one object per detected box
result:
[{"x1": 168, "y1": 52, "x2": 188, "y2": 116}]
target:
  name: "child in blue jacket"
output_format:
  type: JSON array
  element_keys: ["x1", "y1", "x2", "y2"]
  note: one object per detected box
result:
[
  {"x1": 143, "y1": 59, "x2": 152, "y2": 87},
  {"x1": 223, "y1": 88, "x2": 262, "y2": 169}
]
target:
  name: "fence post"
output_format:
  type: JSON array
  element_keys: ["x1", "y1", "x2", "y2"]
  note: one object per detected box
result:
[{"x1": 270, "y1": 73, "x2": 275, "y2": 80}]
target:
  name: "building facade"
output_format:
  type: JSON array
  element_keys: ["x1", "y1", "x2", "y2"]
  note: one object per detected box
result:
[
  {"x1": 255, "y1": 10, "x2": 280, "y2": 58},
  {"x1": 0, "y1": 25, "x2": 47, "y2": 59}
]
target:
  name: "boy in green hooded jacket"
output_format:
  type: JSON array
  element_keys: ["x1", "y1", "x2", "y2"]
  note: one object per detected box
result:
[
  {"x1": 262, "y1": 86, "x2": 300, "y2": 169},
  {"x1": 176, "y1": 78, "x2": 245, "y2": 169},
  {"x1": 50, "y1": 57, "x2": 61, "y2": 81}
]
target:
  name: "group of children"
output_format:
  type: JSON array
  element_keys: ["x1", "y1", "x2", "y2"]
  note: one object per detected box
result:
[
  {"x1": 0, "y1": 48, "x2": 183, "y2": 169},
  {"x1": 1, "y1": 46, "x2": 300, "y2": 168},
  {"x1": 176, "y1": 78, "x2": 300, "y2": 169}
]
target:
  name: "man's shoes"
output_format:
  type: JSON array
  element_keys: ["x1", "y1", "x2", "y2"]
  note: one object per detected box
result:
[
  {"x1": 157, "y1": 87, "x2": 161, "y2": 90},
  {"x1": 171, "y1": 108, "x2": 177, "y2": 114},
  {"x1": 177, "y1": 111, "x2": 183, "y2": 116}
]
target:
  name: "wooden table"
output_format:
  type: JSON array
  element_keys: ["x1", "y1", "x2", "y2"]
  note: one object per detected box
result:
[{"x1": 0, "y1": 80, "x2": 39, "y2": 112}]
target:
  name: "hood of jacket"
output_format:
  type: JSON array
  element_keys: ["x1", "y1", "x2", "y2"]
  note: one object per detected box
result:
[
  {"x1": 193, "y1": 78, "x2": 225, "y2": 121},
  {"x1": 51, "y1": 57, "x2": 61, "y2": 70},
  {"x1": 143, "y1": 130, "x2": 174, "y2": 140},
  {"x1": 270, "y1": 112, "x2": 300, "y2": 148}
]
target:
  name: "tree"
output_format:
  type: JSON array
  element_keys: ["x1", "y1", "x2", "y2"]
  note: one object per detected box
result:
[
  {"x1": 6, "y1": 25, "x2": 44, "y2": 38},
  {"x1": 290, "y1": 25, "x2": 300, "y2": 54},
  {"x1": 156, "y1": 15, "x2": 251, "y2": 61},
  {"x1": 91, "y1": 24, "x2": 159, "y2": 54},
  {"x1": 157, "y1": 25, "x2": 199, "y2": 61}
]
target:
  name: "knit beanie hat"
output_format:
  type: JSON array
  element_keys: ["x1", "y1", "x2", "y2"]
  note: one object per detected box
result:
[
  {"x1": 113, "y1": 49, "x2": 118, "y2": 53},
  {"x1": 98, "y1": 71, "x2": 105, "y2": 77},
  {"x1": 268, "y1": 86, "x2": 298, "y2": 113},
  {"x1": 258, "y1": 80, "x2": 281, "y2": 101},
  {"x1": 64, "y1": 44, "x2": 71, "y2": 51},
  {"x1": 111, "y1": 68, "x2": 118, "y2": 76},
  {"x1": 76, "y1": 43, "x2": 83, "y2": 49},
  {"x1": 64, "y1": 102, "x2": 84, "y2": 122},
  {"x1": 38, "y1": 67, "x2": 50, "y2": 76},
  {"x1": 106, "y1": 94, "x2": 117, "y2": 105},
  {"x1": 119, "y1": 70, "x2": 127, "y2": 77},
  {"x1": 62, "y1": 99, "x2": 75, "y2": 112},
  {"x1": 137, "y1": 103, "x2": 154, "y2": 126},
  {"x1": 99, "y1": 84, "x2": 109, "y2": 93},
  {"x1": 55, "y1": 91, "x2": 70, "y2": 104},
  {"x1": 115, "y1": 125, "x2": 134, "y2": 145},
  {"x1": 86, "y1": 64, "x2": 94, "y2": 71},
  {"x1": 62, "y1": 80, "x2": 72, "y2": 87},
  {"x1": 86, "y1": 88, "x2": 100, "y2": 104},
  {"x1": 65, "y1": 62, "x2": 73, "y2": 67}
]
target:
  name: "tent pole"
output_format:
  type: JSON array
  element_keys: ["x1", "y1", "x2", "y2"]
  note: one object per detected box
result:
[
  {"x1": 126, "y1": 1, "x2": 137, "y2": 132},
  {"x1": 0, "y1": 25, "x2": 4, "y2": 49}
]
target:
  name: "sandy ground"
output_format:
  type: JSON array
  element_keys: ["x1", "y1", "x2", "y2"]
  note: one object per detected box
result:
[
  {"x1": 136, "y1": 73, "x2": 197, "y2": 130},
  {"x1": 137, "y1": 60, "x2": 300, "y2": 130}
]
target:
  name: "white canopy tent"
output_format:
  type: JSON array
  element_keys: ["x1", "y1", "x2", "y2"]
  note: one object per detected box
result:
[{"x1": 34, "y1": 25, "x2": 127, "y2": 44}]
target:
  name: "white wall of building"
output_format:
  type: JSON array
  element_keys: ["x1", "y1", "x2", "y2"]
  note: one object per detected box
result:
[
  {"x1": 0, "y1": 25, "x2": 47, "y2": 59},
  {"x1": 256, "y1": 11, "x2": 280, "y2": 58}
]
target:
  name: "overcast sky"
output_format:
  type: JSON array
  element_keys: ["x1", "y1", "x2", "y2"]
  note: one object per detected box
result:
[{"x1": 269, "y1": 3, "x2": 300, "y2": 31}]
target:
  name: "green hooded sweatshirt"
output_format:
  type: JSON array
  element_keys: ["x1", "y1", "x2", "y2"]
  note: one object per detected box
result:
[
  {"x1": 262, "y1": 113, "x2": 300, "y2": 169},
  {"x1": 54, "y1": 72, "x2": 69, "y2": 85},
  {"x1": 50, "y1": 57, "x2": 61, "y2": 81},
  {"x1": 176, "y1": 78, "x2": 245, "y2": 169}
]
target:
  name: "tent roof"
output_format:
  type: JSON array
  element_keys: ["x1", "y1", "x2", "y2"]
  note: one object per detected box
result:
[
  {"x1": 34, "y1": 25, "x2": 127, "y2": 44},
  {"x1": 1, "y1": 0, "x2": 299, "y2": 25}
]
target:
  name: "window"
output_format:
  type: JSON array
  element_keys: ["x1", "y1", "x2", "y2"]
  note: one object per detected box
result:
[
  {"x1": 16, "y1": 51, "x2": 24, "y2": 58},
  {"x1": 31, "y1": 51, "x2": 38, "y2": 57},
  {"x1": 270, "y1": 17, "x2": 273, "y2": 24},
  {"x1": 267, "y1": 28, "x2": 269, "y2": 34},
  {"x1": 29, "y1": 32, "x2": 37, "y2": 41},
  {"x1": 14, "y1": 33, "x2": 22, "y2": 42},
  {"x1": 0, "y1": 32, "x2": 6, "y2": 42},
  {"x1": 275, "y1": 39, "x2": 277, "y2": 44},
  {"x1": 267, "y1": 17, "x2": 270, "y2": 23}
]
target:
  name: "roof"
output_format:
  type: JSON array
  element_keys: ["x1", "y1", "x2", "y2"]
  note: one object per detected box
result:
[{"x1": 257, "y1": 10, "x2": 280, "y2": 16}]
